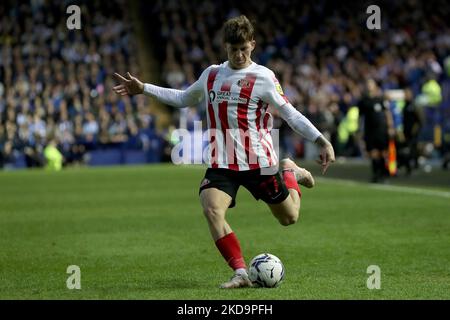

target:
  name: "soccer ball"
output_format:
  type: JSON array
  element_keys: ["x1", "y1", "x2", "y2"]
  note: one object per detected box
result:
[{"x1": 248, "y1": 253, "x2": 285, "y2": 288}]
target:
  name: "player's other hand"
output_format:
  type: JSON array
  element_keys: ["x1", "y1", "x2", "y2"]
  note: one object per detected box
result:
[
  {"x1": 315, "y1": 135, "x2": 335, "y2": 174},
  {"x1": 113, "y1": 72, "x2": 144, "y2": 96}
]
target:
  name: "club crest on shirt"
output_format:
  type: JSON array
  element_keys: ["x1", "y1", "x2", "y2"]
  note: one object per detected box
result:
[{"x1": 237, "y1": 78, "x2": 251, "y2": 88}]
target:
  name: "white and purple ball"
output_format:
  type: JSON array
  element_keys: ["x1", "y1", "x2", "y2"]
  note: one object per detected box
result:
[{"x1": 248, "y1": 253, "x2": 285, "y2": 288}]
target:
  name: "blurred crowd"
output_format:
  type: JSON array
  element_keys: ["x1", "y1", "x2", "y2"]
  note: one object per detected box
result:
[
  {"x1": 0, "y1": 0, "x2": 162, "y2": 168},
  {"x1": 1, "y1": 0, "x2": 450, "y2": 171},
  {"x1": 147, "y1": 0, "x2": 450, "y2": 168}
]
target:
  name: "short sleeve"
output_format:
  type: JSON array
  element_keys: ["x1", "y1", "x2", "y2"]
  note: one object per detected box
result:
[{"x1": 261, "y1": 71, "x2": 290, "y2": 108}]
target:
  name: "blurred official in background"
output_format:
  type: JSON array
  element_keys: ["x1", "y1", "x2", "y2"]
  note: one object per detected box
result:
[{"x1": 357, "y1": 79, "x2": 395, "y2": 183}]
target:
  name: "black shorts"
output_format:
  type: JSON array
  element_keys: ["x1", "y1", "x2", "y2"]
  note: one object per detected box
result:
[
  {"x1": 365, "y1": 133, "x2": 389, "y2": 151},
  {"x1": 198, "y1": 168, "x2": 290, "y2": 208}
]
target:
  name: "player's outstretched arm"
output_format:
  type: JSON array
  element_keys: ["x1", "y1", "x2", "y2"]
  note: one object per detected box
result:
[{"x1": 113, "y1": 71, "x2": 205, "y2": 108}]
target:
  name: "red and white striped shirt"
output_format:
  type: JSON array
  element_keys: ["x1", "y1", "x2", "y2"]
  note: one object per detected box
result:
[
  {"x1": 144, "y1": 61, "x2": 322, "y2": 171},
  {"x1": 201, "y1": 61, "x2": 289, "y2": 170}
]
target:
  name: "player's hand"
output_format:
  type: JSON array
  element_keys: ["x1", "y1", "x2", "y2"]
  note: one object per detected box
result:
[
  {"x1": 315, "y1": 135, "x2": 335, "y2": 174},
  {"x1": 113, "y1": 72, "x2": 144, "y2": 96}
]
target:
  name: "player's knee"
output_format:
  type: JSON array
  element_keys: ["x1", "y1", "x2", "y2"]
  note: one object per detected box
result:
[
  {"x1": 279, "y1": 211, "x2": 299, "y2": 226},
  {"x1": 279, "y1": 216, "x2": 297, "y2": 226}
]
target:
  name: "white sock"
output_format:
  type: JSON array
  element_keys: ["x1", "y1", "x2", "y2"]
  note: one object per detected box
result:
[{"x1": 235, "y1": 268, "x2": 247, "y2": 276}]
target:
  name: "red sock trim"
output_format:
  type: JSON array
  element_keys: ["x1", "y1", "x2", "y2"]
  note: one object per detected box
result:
[
  {"x1": 215, "y1": 232, "x2": 246, "y2": 270},
  {"x1": 282, "y1": 170, "x2": 302, "y2": 198}
]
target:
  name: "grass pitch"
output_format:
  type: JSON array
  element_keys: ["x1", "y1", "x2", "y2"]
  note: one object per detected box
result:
[{"x1": 0, "y1": 164, "x2": 449, "y2": 299}]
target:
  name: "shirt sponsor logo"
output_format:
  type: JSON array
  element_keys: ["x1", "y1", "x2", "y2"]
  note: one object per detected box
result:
[{"x1": 208, "y1": 90, "x2": 248, "y2": 104}]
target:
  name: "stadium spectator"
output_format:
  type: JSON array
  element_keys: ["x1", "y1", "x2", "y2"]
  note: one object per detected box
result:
[
  {"x1": 0, "y1": 0, "x2": 162, "y2": 168},
  {"x1": 1, "y1": 0, "x2": 449, "y2": 170},
  {"x1": 43, "y1": 138, "x2": 63, "y2": 171}
]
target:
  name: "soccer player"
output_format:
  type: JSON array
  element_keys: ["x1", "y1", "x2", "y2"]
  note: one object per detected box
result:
[{"x1": 113, "y1": 15, "x2": 335, "y2": 288}]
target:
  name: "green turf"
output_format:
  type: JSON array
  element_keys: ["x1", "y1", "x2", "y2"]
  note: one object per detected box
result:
[{"x1": 0, "y1": 164, "x2": 449, "y2": 299}]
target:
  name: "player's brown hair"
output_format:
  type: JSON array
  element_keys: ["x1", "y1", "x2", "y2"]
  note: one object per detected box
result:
[{"x1": 222, "y1": 15, "x2": 254, "y2": 44}]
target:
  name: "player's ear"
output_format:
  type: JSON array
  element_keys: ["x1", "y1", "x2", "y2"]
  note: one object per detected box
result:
[{"x1": 250, "y1": 40, "x2": 256, "y2": 51}]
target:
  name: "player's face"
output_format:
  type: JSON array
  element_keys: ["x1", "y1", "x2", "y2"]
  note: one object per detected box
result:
[{"x1": 226, "y1": 40, "x2": 255, "y2": 69}]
